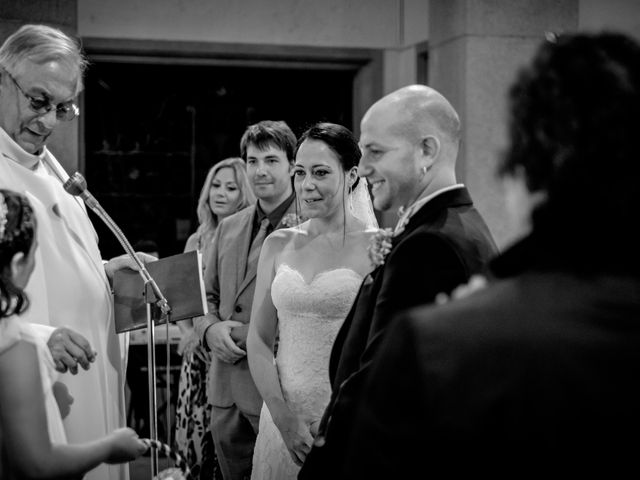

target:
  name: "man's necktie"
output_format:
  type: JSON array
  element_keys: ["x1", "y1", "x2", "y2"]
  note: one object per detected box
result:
[{"x1": 246, "y1": 218, "x2": 270, "y2": 274}]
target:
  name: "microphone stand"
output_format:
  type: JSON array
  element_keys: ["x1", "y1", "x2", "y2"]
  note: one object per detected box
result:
[{"x1": 64, "y1": 172, "x2": 169, "y2": 478}]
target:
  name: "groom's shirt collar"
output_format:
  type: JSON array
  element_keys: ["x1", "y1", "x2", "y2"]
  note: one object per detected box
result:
[{"x1": 394, "y1": 184, "x2": 465, "y2": 234}]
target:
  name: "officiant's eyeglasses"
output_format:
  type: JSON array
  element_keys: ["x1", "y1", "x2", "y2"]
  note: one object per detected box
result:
[{"x1": 4, "y1": 70, "x2": 79, "y2": 121}]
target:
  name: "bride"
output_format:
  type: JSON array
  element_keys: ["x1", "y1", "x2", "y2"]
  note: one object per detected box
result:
[{"x1": 247, "y1": 122, "x2": 377, "y2": 479}]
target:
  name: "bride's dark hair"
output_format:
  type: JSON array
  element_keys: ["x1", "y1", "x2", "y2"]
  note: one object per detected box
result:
[{"x1": 0, "y1": 189, "x2": 36, "y2": 318}]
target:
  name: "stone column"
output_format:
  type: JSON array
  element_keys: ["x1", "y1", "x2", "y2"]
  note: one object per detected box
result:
[
  {"x1": 0, "y1": 0, "x2": 80, "y2": 175},
  {"x1": 428, "y1": 0, "x2": 578, "y2": 248}
]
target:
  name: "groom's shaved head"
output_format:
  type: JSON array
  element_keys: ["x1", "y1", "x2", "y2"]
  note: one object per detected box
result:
[
  {"x1": 381, "y1": 85, "x2": 461, "y2": 147},
  {"x1": 358, "y1": 84, "x2": 462, "y2": 212}
]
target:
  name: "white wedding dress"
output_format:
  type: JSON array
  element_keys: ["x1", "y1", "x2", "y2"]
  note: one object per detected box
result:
[{"x1": 250, "y1": 263, "x2": 363, "y2": 480}]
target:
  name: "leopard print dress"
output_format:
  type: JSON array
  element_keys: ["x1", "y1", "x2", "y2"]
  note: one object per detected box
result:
[
  {"x1": 175, "y1": 350, "x2": 221, "y2": 479},
  {"x1": 174, "y1": 231, "x2": 222, "y2": 479}
]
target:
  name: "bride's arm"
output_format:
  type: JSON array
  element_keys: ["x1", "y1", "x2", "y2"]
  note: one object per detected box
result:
[{"x1": 247, "y1": 232, "x2": 314, "y2": 466}]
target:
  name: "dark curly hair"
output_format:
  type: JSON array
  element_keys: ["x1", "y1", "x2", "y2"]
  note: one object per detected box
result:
[
  {"x1": 499, "y1": 32, "x2": 640, "y2": 268},
  {"x1": 0, "y1": 189, "x2": 36, "y2": 318}
]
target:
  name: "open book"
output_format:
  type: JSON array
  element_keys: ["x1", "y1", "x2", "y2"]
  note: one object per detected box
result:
[{"x1": 113, "y1": 250, "x2": 208, "y2": 333}]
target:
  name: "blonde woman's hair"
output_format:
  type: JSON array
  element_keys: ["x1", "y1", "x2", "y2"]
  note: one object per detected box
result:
[{"x1": 194, "y1": 157, "x2": 255, "y2": 241}]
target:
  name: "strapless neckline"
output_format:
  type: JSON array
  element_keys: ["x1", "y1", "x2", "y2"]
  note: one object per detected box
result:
[
  {"x1": 253, "y1": 261, "x2": 363, "y2": 480},
  {"x1": 277, "y1": 263, "x2": 362, "y2": 286}
]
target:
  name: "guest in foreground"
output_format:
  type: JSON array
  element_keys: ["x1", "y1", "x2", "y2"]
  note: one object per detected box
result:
[
  {"x1": 248, "y1": 123, "x2": 377, "y2": 480},
  {"x1": 0, "y1": 189, "x2": 147, "y2": 479},
  {"x1": 299, "y1": 85, "x2": 498, "y2": 479},
  {"x1": 342, "y1": 32, "x2": 640, "y2": 478},
  {"x1": 175, "y1": 157, "x2": 255, "y2": 479}
]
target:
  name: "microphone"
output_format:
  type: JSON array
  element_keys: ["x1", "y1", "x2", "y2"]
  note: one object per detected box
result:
[
  {"x1": 63, "y1": 172, "x2": 170, "y2": 315},
  {"x1": 63, "y1": 171, "x2": 102, "y2": 210}
]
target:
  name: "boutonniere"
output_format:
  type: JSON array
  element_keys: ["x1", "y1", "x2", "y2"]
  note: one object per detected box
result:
[
  {"x1": 367, "y1": 206, "x2": 411, "y2": 268},
  {"x1": 367, "y1": 228, "x2": 394, "y2": 268},
  {"x1": 279, "y1": 213, "x2": 304, "y2": 228}
]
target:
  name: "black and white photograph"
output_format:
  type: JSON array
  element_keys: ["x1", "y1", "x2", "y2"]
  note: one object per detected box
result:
[{"x1": 1, "y1": 1, "x2": 639, "y2": 479}]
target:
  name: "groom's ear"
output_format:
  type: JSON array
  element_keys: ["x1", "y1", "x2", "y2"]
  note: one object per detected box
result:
[
  {"x1": 419, "y1": 136, "x2": 439, "y2": 173},
  {"x1": 420, "y1": 135, "x2": 440, "y2": 159}
]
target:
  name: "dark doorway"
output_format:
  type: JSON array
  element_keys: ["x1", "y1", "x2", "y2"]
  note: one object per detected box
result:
[{"x1": 84, "y1": 62, "x2": 354, "y2": 258}]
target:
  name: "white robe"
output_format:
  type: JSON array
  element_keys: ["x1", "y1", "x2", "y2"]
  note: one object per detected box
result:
[{"x1": 0, "y1": 128, "x2": 129, "y2": 480}]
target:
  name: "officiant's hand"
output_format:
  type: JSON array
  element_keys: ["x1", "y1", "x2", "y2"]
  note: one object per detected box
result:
[
  {"x1": 104, "y1": 252, "x2": 158, "y2": 282},
  {"x1": 205, "y1": 320, "x2": 246, "y2": 364},
  {"x1": 48, "y1": 327, "x2": 97, "y2": 374}
]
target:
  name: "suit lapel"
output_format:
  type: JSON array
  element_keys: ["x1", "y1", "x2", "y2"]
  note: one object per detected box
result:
[
  {"x1": 233, "y1": 206, "x2": 256, "y2": 295},
  {"x1": 234, "y1": 200, "x2": 300, "y2": 300},
  {"x1": 330, "y1": 188, "x2": 473, "y2": 384}
]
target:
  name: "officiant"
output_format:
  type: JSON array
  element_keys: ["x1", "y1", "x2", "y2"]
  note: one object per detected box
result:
[{"x1": 0, "y1": 24, "x2": 154, "y2": 480}]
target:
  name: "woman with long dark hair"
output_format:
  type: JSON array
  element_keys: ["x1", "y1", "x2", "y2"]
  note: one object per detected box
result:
[{"x1": 247, "y1": 123, "x2": 377, "y2": 480}]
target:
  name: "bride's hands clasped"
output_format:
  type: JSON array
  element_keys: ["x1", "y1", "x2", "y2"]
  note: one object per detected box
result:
[
  {"x1": 205, "y1": 320, "x2": 246, "y2": 364},
  {"x1": 273, "y1": 406, "x2": 314, "y2": 466}
]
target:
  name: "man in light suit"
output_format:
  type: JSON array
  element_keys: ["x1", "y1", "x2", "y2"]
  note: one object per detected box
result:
[
  {"x1": 299, "y1": 85, "x2": 498, "y2": 479},
  {"x1": 196, "y1": 120, "x2": 299, "y2": 480}
]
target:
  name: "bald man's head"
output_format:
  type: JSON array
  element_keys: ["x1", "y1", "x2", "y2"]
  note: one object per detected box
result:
[
  {"x1": 358, "y1": 85, "x2": 462, "y2": 212},
  {"x1": 376, "y1": 85, "x2": 461, "y2": 147}
]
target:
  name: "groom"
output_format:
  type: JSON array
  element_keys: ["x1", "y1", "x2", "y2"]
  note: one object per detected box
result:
[
  {"x1": 299, "y1": 85, "x2": 498, "y2": 478},
  {"x1": 196, "y1": 120, "x2": 299, "y2": 480}
]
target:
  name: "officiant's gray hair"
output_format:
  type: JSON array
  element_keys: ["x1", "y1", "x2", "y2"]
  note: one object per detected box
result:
[{"x1": 0, "y1": 24, "x2": 88, "y2": 95}]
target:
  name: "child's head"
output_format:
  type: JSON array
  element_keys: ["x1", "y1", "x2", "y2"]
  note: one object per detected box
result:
[{"x1": 0, "y1": 189, "x2": 37, "y2": 318}]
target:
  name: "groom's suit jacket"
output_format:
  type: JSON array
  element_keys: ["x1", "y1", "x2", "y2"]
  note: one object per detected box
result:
[
  {"x1": 341, "y1": 233, "x2": 640, "y2": 478},
  {"x1": 195, "y1": 202, "x2": 297, "y2": 412},
  {"x1": 299, "y1": 187, "x2": 498, "y2": 479}
]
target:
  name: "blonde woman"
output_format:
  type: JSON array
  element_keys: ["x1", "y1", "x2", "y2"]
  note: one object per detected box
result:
[
  {"x1": 184, "y1": 157, "x2": 256, "y2": 266},
  {"x1": 175, "y1": 158, "x2": 255, "y2": 478}
]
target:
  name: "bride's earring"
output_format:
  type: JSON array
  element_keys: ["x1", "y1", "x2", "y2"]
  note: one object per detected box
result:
[{"x1": 348, "y1": 183, "x2": 354, "y2": 212}]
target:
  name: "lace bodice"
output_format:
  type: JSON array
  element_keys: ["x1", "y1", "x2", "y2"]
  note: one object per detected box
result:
[
  {"x1": 251, "y1": 263, "x2": 362, "y2": 480},
  {"x1": 271, "y1": 263, "x2": 362, "y2": 419}
]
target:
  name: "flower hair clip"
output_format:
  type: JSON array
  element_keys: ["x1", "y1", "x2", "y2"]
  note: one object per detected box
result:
[
  {"x1": 0, "y1": 192, "x2": 8, "y2": 241},
  {"x1": 367, "y1": 227, "x2": 393, "y2": 268}
]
